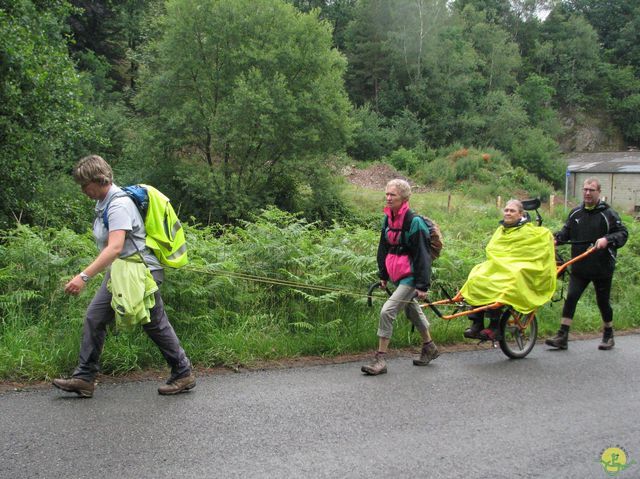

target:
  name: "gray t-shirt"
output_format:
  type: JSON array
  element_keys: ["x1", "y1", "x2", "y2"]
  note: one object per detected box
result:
[{"x1": 93, "y1": 184, "x2": 162, "y2": 271}]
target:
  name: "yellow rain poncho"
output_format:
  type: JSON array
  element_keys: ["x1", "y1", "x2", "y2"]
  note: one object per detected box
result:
[{"x1": 459, "y1": 222, "x2": 556, "y2": 314}]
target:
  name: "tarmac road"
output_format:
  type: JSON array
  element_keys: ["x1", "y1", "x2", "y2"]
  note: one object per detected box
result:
[{"x1": 1, "y1": 335, "x2": 639, "y2": 479}]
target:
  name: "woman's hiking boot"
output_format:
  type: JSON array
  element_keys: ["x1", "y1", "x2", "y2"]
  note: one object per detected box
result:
[
  {"x1": 361, "y1": 352, "x2": 387, "y2": 375},
  {"x1": 52, "y1": 377, "x2": 95, "y2": 398},
  {"x1": 545, "y1": 329, "x2": 569, "y2": 349},
  {"x1": 598, "y1": 336, "x2": 615, "y2": 350},
  {"x1": 158, "y1": 373, "x2": 196, "y2": 395},
  {"x1": 413, "y1": 342, "x2": 440, "y2": 366}
]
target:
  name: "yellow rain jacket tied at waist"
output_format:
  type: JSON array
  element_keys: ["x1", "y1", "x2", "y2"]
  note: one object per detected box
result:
[
  {"x1": 459, "y1": 222, "x2": 556, "y2": 314},
  {"x1": 107, "y1": 257, "x2": 158, "y2": 329}
]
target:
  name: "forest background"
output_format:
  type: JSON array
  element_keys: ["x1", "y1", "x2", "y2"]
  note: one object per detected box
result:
[{"x1": 1, "y1": 0, "x2": 640, "y2": 380}]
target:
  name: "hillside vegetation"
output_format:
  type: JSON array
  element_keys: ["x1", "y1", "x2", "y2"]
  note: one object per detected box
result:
[
  {"x1": 1, "y1": 184, "x2": 638, "y2": 381},
  {"x1": 2, "y1": 0, "x2": 639, "y2": 380},
  {"x1": 2, "y1": 0, "x2": 640, "y2": 230}
]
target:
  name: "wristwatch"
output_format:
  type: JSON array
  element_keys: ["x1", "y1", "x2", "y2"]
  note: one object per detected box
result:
[{"x1": 79, "y1": 272, "x2": 90, "y2": 283}]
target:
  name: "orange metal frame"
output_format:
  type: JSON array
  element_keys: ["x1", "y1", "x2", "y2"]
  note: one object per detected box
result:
[{"x1": 421, "y1": 246, "x2": 597, "y2": 323}]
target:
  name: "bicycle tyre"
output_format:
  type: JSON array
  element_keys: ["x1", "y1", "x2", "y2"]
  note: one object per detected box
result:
[{"x1": 499, "y1": 309, "x2": 537, "y2": 359}]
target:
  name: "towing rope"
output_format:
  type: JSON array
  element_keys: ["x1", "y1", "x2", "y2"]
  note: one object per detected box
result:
[{"x1": 180, "y1": 265, "x2": 419, "y2": 305}]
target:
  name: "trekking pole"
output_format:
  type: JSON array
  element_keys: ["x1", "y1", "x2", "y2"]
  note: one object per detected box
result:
[{"x1": 367, "y1": 281, "x2": 391, "y2": 307}]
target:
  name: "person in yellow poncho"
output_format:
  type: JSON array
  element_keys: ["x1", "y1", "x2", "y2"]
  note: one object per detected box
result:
[{"x1": 460, "y1": 199, "x2": 557, "y2": 341}]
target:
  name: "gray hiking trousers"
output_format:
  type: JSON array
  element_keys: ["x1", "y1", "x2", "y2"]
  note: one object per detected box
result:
[
  {"x1": 378, "y1": 283, "x2": 430, "y2": 338},
  {"x1": 72, "y1": 269, "x2": 191, "y2": 381}
]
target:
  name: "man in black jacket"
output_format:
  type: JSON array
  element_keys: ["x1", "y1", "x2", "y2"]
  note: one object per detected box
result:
[{"x1": 546, "y1": 177, "x2": 628, "y2": 351}]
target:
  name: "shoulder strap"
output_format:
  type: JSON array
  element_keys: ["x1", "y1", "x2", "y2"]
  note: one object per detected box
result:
[
  {"x1": 400, "y1": 209, "x2": 417, "y2": 245},
  {"x1": 384, "y1": 210, "x2": 420, "y2": 246},
  {"x1": 100, "y1": 190, "x2": 150, "y2": 266},
  {"x1": 101, "y1": 191, "x2": 129, "y2": 229},
  {"x1": 599, "y1": 211, "x2": 611, "y2": 234},
  {"x1": 402, "y1": 209, "x2": 415, "y2": 232}
]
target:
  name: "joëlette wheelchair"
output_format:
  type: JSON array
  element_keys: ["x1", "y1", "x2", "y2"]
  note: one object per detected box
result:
[{"x1": 369, "y1": 199, "x2": 597, "y2": 359}]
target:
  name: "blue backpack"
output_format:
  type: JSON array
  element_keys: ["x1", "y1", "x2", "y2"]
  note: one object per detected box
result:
[{"x1": 102, "y1": 185, "x2": 149, "y2": 229}]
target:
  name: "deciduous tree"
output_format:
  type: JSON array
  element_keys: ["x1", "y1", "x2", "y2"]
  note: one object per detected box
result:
[
  {"x1": 0, "y1": 0, "x2": 99, "y2": 228},
  {"x1": 136, "y1": 0, "x2": 351, "y2": 223}
]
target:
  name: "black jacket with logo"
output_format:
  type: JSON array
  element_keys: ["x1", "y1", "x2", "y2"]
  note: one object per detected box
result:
[{"x1": 554, "y1": 201, "x2": 628, "y2": 278}]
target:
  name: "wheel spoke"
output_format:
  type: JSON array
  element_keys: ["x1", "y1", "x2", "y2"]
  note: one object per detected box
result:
[{"x1": 514, "y1": 331, "x2": 524, "y2": 350}]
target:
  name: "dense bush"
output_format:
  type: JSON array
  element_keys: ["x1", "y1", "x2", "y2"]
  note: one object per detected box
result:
[
  {"x1": 386, "y1": 147, "x2": 420, "y2": 175},
  {"x1": 0, "y1": 210, "x2": 380, "y2": 379},
  {"x1": 135, "y1": 0, "x2": 352, "y2": 225},
  {"x1": 347, "y1": 105, "x2": 395, "y2": 161},
  {"x1": 412, "y1": 146, "x2": 555, "y2": 201},
  {"x1": 510, "y1": 128, "x2": 565, "y2": 187},
  {"x1": 0, "y1": 0, "x2": 103, "y2": 229}
]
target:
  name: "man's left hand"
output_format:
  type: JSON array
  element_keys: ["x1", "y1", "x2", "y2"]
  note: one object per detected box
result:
[{"x1": 595, "y1": 237, "x2": 609, "y2": 250}]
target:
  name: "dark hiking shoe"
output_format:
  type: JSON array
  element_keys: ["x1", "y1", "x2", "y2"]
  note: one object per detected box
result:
[
  {"x1": 52, "y1": 377, "x2": 95, "y2": 398},
  {"x1": 158, "y1": 373, "x2": 196, "y2": 395},
  {"x1": 413, "y1": 342, "x2": 440, "y2": 366},
  {"x1": 545, "y1": 330, "x2": 568, "y2": 350},
  {"x1": 361, "y1": 353, "x2": 387, "y2": 375},
  {"x1": 463, "y1": 321, "x2": 484, "y2": 339},
  {"x1": 598, "y1": 336, "x2": 615, "y2": 350}
]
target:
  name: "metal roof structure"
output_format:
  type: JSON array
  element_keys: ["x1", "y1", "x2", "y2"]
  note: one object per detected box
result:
[{"x1": 565, "y1": 151, "x2": 640, "y2": 173}]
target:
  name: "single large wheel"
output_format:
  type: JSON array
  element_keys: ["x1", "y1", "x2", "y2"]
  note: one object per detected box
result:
[{"x1": 499, "y1": 309, "x2": 537, "y2": 359}]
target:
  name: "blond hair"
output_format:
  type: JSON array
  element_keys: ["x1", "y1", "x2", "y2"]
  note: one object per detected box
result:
[
  {"x1": 73, "y1": 155, "x2": 113, "y2": 185},
  {"x1": 386, "y1": 178, "x2": 411, "y2": 200}
]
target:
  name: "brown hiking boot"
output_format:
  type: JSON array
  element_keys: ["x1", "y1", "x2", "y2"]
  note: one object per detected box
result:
[
  {"x1": 361, "y1": 353, "x2": 387, "y2": 375},
  {"x1": 545, "y1": 330, "x2": 569, "y2": 350},
  {"x1": 158, "y1": 373, "x2": 196, "y2": 395},
  {"x1": 598, "y1": 336, "x2": 615, "y2": 350},
  {"x1": 413, "y1": 342, "x2": 440, "y2": 366},
  {"x1": 52, "y1": 377, "x2": 95, "y2": 398}
]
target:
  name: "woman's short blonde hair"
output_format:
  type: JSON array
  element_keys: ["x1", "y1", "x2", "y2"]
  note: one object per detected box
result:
[
  {"x1": 73, "y1": 155, "x2": 113, "y2": 186},
  {"x1": 386, "y1": 178, "x2": 412, "y2": 200}
]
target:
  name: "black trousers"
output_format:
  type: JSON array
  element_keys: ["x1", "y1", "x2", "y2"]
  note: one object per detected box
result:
[
  {"x1": 468, "y1": 309, "x2": 502, "y2": 323},
  {"x1": 562, "y1": 274, "x2": 613, "y2": 324}
]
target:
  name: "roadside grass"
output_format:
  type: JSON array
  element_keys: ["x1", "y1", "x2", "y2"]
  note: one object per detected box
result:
[{"x1": 0, "y1": 186, "x2": 638, "y2": 381}]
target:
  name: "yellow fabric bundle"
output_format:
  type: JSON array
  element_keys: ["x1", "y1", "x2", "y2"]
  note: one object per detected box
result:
[
  {"x1": 108, "y1": 257, "x2": 158, "y2": 329},
  {"x1": 459, "y1": 222, "x2": 556, "y2": 314},
  {"x1": 142, "y1": 184, "x2": 188, "y2": 268}
]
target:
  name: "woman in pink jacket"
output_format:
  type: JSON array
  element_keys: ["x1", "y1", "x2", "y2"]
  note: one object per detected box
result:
[{"x1": 361, "y1": 179, "x2": 439, "y2": 376}]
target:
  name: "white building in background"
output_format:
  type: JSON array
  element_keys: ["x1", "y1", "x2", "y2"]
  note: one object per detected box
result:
[{"x1": 565, "y1": 151, "x2": 640, "y2": 214}]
